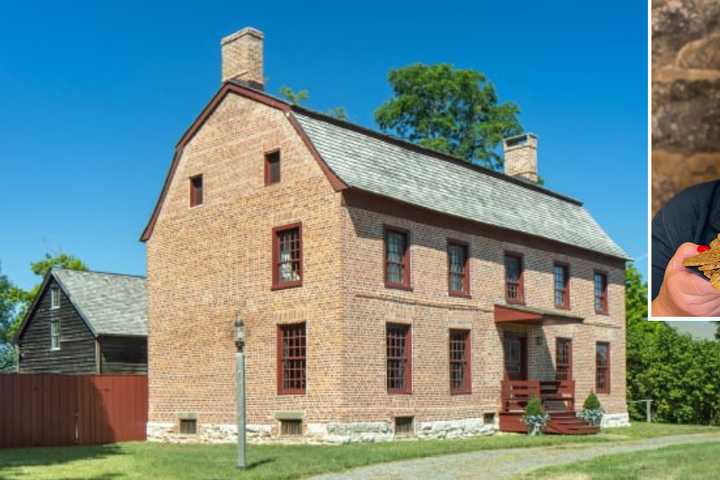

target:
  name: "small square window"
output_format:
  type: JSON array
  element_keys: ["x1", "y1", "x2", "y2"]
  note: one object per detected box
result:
[
  {"x1": 265, "y1": 151, "x2": 281, "y2": 185},
  {"x1": 280, "y1": 419, "x2": 303, "y2": 436},
  {"x1": 394, "y1": 416, "x2": 414, "y2": 435},
  {"x1": 190, "y1": 175, "x2": 203, "y2": 207},
  {"x1": 483, "y1": 413, "x2": 496, "y2": 425},
  {"x1": 50, "y1": 287, "x2": 60, "y2": 310},
  {"x1": 179, "y1": 419, "x2": 197, "y2": 435}
]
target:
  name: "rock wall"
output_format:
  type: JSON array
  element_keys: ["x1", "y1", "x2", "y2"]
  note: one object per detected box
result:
[{"x1": 653, "y1": 0, "x2": 720, "y2": 215}]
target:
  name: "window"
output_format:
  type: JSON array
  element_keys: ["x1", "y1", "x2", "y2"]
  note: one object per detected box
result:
[
  {"x1": 504, "y1": 253, "x2": 524, "y2": 304},
  {"x1": 179, "y1": 419, "x2": 197, "y2": 434},
  {"x1": 384, "y1": 228, "x2": 410, "y2": 289},
  {"x1": 386, "y1": 323, "x2": 412, "y2": 394},
  {"x1": 594, "y1": 271, "x2": 608, "y2": 314},
  {"x1": 449, "y1": 329, "x2": 471, "y2": 394},
  {"x1": 394, "y1": 416, "x2": 414, "y2": 435},
  {"x1": 448, "y1": 241, "x2": 470, "y2": 297},
  {"x1": 553, "y1": 263, "x2": 570, "y2": 309},
  {"x1": 272, "y1": 224, "x2": 302, "y2": 289},
  {"x1": 483, "y1": 413, "x2": 496, "y2": 425},
  {"x1": 596, "y1": 342, "x2": 610, "y2": 393},
  {"x1": 50, "y1": 318, "x2": 60, "y2": 350},
  {"x1": 190, "y1": 174, "x2": 203, "y2": 207},
  {"x1": 556, "y1": 338, "x2": 572, "y2": 381},
  {"x1": 280, "y1": 419, "x2": 302, "y2": 436},
  {"x1": 277, "y1": 323, "x2": 306, "y2": 394},
  {"x1": 50, "y1": 287, "x2": 60, "y2": 310},
  {"x1": 265, "y1": 150, "x2": 281, "y2": 185}
]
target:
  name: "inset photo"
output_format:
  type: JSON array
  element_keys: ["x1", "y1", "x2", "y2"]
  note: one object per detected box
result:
[{"x1": 652, "y1": 1, "x2": 720, "y2": 319}]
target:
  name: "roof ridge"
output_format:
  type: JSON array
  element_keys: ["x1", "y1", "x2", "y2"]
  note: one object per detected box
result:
[
  {"x1": 54, "y1": 268, "x2": 146, "y2": 280},
  {"x1": 290, "y1": 105, "x2": 583, "y2": 207}
]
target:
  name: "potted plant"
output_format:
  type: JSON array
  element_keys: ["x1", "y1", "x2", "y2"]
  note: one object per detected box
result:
[
  {"x1": 579, "y1": 392, "x2": 605, "y2": 427},
  {"x1": 522, "y1": 395, "x2": 550, "y2": 436}
]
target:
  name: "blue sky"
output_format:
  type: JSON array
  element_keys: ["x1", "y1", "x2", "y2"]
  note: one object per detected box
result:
[{"x1": 0, "y1": 1, "x2": 647, "y2": 291}]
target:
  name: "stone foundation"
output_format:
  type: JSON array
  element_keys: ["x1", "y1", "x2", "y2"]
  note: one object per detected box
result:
[
  {"x1": 601, "y1": 412, "x2": 631, "y2": 428},
  {"x1": 147, "y1": 417, "x2": 498, "y2": 444}
]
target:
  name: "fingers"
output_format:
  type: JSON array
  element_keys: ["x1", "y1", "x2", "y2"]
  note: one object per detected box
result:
[{"x1": 667, "y1": 242, "x2": 701, "y2": 273}]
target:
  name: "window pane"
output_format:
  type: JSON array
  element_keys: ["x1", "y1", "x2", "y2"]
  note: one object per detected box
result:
[
  {"x1": 280, "y1": 323, "x2": 306, "y2": 393},
  {"x1": 449, "y1": 244, "x2": 466, "y2": 293},
  {"x1": 450, "y1": 330, "x2": 469, "y2": 393},
  {"x1": 387, "y1": 324, "x2": 409, "y2": 392},
  {"x1": 554, "y1": 265, "x2": 567, "y2": 306},
  {"x1": 278, "y1": 228, "x2": 301, "y2": 283},
  {"x1": 386, "y1": 231, "x2": 406, "y2": 284},
  {"x1": 266, "y1": 151, "x2": 281, "y2": 184}
]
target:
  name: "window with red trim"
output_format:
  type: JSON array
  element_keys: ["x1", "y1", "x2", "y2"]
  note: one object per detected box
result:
[
  {"x1": 556, "y1": 338, "x2": 572, "y2": 381},
  {"x1": 272, "y1": 224, "x2": 302, "y2": 289},
  {"x1": 504, "y1": 253, "x2": 524, "y2": 304},
  {"x1": 553, "y1": 263, "x2": 570, "y2": 309},
  {"x1": 448, "y1": 242, "x2": 470, "y2": 297},
  {"x1": 594, "y1": 271, "x2": 608, "y2": 314},
  {"x1": 190, "y1": 175, "x2": 203, "y2": 207},
  {"x1": 449, "y1": 329, "x2": 471, "y2": 394},
  {"x1": 265, "y1": 151, "x2": 281, "y2": 185},
  {"x1": 384, "y1": 228, "x2": 410, "y2": 289},
  {"x1": 387, "y1": 323, "x2": 412, "y2": 394},
  {"x1": 595, "y1": 342, "x2": 610, "y2": 393},
  {"x1": 277, "y1": 323, "x2": 306, "y2": 395}
]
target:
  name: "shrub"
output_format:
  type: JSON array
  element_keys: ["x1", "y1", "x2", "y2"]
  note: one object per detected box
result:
[
  {"x1": 522, "y1": 395, "x2": 550, "y2": 436},
  {"x1": 580, "y1": 391, "x2": 605, "y2": 427}
]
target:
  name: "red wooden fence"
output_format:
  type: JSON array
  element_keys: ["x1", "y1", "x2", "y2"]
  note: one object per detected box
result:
[{"x1": 0, "y1": 374, "x2": 148, "y2": 448}]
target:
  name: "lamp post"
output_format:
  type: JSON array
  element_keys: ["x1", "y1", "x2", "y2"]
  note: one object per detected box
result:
[{"x1": 234, "y1": 316, "x2": 246, "y2": 469}]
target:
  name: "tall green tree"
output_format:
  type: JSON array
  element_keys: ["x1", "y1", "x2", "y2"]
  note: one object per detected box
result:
[
  {"x1": 375, "y1": 64, "x2": 522, "y2": 169},
  {"x1": 0, "y1": 267, "x2": 17, "y2": 370}
]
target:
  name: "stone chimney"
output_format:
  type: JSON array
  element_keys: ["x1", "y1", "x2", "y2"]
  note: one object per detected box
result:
[
  {"x1": 503, "y1": 133, "x2": 538, "y2": 183},
  {"x1": 221, "y1": 27, "x2": 264, "y2": 90}
]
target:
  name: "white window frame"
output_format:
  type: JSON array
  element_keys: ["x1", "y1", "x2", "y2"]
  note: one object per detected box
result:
[
  {"x1": 50, "y1": 287, "x2": 61, "y2": 310},
  {"x1": 50, "y1": 318, "x2": 60, "y2": 350}
]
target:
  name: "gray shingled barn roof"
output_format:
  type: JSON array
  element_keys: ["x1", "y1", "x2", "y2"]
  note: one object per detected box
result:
[
  {"x1": 53, "y1": 269, "x2": 147, "y2": 337},
  {"x1": 293, "y1": 111, "x2": 628, "y2": 260}
]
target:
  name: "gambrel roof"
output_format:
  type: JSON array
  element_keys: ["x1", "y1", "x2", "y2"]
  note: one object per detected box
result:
[
  {"x1": 141, "y1": 82, "x2": 628, "y2": 261},
  {"x1": 14, "y1": 269, "x2": 147, "y2": 342}
]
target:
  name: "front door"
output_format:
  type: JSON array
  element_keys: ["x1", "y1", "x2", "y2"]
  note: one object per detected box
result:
[{"x1": 503, "y1": 333, "x2": 528, "y2": 381}]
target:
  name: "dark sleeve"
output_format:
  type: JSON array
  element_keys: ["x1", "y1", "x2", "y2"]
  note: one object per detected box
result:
[{"x1": 651, "y1": 181, "x2": 719, "y2": 299}]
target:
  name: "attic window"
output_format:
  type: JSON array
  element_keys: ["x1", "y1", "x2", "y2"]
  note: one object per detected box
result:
[
  {"x1": 50, "y1": 287, "x2": 60, "y2": 310},
  {"x1": 265, "y1": 150, "x2": 281, "y2": 185},
  {"x1": 190, "y1": 175, "x2": 203, "y2": 207}
]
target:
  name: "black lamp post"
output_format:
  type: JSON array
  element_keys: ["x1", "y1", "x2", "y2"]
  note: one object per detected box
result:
[{"x1": 234, "y1": 316, "x2": 246, "y2": 469}]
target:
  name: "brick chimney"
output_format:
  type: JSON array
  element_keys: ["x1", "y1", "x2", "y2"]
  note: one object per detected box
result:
[
  {"x1": 221, "y1": 27, "x2": 264, "y2": 90},
  {"x1": 503, "y1": 133, "x2": 538, "y2": 183}
]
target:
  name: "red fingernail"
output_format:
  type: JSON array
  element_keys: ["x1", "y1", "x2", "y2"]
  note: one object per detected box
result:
[{"x1": 698, "y1": 245, "x2": 710, "y2": 252}]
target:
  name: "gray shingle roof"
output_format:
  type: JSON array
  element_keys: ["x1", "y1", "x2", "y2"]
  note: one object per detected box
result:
[
  {"x1": 53, "y1": 269, "x2": 147, "y2": 337},
  {"x1": 294, "y1": 112, "x2": 628, "y2": 260}
]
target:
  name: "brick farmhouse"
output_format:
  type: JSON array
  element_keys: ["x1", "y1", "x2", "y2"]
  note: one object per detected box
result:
[{"x1": 142, "y1": 27, "x2": 629, "y2": 442}]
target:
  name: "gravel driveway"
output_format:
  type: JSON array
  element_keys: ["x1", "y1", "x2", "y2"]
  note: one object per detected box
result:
[{"x1": 310, "y1": 433, "x2": 720, "y2": 480}]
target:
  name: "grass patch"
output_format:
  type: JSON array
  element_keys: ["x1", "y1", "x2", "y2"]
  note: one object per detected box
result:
[
  {"x1": 521, "y1": 441, "x2": 720, "y2": 479},
  {"x1": 0, "y1": 423, "x2": 716, "y2": 480}
]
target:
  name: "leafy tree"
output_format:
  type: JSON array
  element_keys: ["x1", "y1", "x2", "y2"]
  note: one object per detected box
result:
[
  {"x1": 375, "y1": 64, "x2": 522, "y2": 169},
  {"x1": 279, "y1": 86, "x2": 309, "y2": 106},
  {"x1": 0, "y1": 267, "x2": 16, "y2": 370},
  {"x1": 626, "y1": 262, "x2": 720, "y2": 425},
  {"x1": 326, "y1": 106, "x2": 348, "y2": 121}
]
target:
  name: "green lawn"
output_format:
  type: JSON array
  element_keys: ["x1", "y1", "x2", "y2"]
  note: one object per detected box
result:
[
  {"x1": 521, "y1": 441, "x2": 720, "y2": 479},
  {"x1": 0, "y1": 423, "x2": 716, "y2": 480}
]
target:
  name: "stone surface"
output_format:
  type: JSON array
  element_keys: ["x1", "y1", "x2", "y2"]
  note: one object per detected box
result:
[
  {"x1": 652, "y1": 0, "x2": 720, "y2": 215},
  {"x1": 600, "y1": 412, "x2": 631, "y2": 428}
]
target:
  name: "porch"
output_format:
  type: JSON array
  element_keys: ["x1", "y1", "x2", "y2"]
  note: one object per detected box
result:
[{"x1": 495, "y1": 304, "x2": 599, "y2": 435}]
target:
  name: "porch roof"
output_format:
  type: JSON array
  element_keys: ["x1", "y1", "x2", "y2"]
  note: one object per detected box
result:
[{"x1": 494, "y1": 304, "x2": 584, "y2": 324}]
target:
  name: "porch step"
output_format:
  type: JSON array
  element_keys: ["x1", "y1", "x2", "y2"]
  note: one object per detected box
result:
[{"x1": 499, "y1": 411, "x2": 599, "y2": 435}]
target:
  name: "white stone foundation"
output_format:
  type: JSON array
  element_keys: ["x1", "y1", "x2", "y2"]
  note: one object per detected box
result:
[
  {"x1": 601, "y1": 412, "x2": 631, "y2": 428},
  {"x1": 147, "y1": 417, "x2": 499, "y2": 444}
]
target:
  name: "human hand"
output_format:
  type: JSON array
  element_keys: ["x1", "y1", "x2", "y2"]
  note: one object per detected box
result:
[{"x1": 652, "y1": 242, "x2": 720, "y2": 317}]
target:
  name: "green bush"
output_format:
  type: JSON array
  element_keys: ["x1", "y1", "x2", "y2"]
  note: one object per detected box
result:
[
  {"x1": 583, "y1": 392, "x2": 602, "y2": 411},
  {"x1": 525, "y1": 395, "x2": 545, "y2": 416}
]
